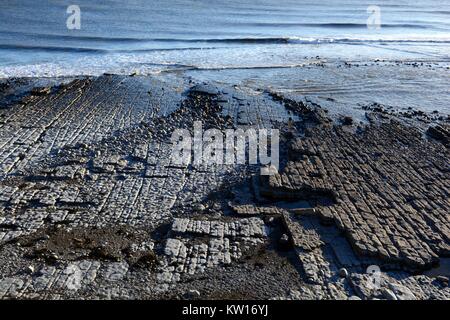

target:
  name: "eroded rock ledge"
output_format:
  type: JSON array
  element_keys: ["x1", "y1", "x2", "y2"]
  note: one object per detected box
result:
[
  {"x1": 258, "y1": 119, "x2": 449, "y2": 270},
  {"x1": 0, "y1": 74, "x2": 448, "y2": 300}
]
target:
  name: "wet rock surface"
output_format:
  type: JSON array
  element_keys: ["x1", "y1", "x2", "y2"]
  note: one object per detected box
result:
[{"x1": 0, "y1": 74, "x2": 448, "y2": 299}]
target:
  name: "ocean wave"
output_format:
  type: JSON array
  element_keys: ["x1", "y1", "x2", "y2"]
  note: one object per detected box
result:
[
  {"x1": 287, "y1": 36, "x2": 450, "y2": 44},
  {"x1": 0, "y1": 44, "x2": 107, "y2": 54},
  {"x1": 237, "y1": 22, "x2": 445, "y2": 30},
  {"x1": 0, "y1": 31, "x2": 146, "y2": 43},
  {"x1": 3, "y1": 36, "x2": 450, "y2": 53},
  {"x1": 3, "y1": 29, "x2": 450, "y2": 49}
]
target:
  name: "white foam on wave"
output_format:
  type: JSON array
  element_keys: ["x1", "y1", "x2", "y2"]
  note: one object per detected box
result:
[
  {"x1": 288, "y1": 34, "x2": 450, "y2": 44},
  {"x1": 0, "y1": 41, "x2": 449, "y2": 79}
]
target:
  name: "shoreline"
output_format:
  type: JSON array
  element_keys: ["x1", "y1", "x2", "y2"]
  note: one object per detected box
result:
[
  {"x1": 0, "y1": 69, "x2": 449, "y2": 299},
  {"x1": 2, "y1": 58, "x2": 449, "y2": 120}
]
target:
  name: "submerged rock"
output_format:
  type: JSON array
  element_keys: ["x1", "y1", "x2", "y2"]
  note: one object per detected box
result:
[
  {"x1": 189, "y1": 84, "x2": 220, "y2": 96},
  {"x1": 342, "y1": 116, "x2": 353, "y2": 125}
]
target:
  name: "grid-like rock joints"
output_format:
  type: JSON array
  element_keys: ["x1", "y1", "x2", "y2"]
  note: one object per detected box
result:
[{"x1": 262, "y1": 121, "x2": 449, "y2": 269}]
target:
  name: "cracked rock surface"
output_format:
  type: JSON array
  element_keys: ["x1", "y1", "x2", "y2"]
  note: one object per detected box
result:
[{"x1": 0, "y1": 74, "x2": 448, "y2": 300}]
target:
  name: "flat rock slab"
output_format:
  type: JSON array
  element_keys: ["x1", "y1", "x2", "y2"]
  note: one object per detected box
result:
[
  {"x1": 261, "y1": 120, "x2": 450, "y2": 269},
  {"x1": 0, "y1": 74, "x2": 448, "y2": 299}
]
